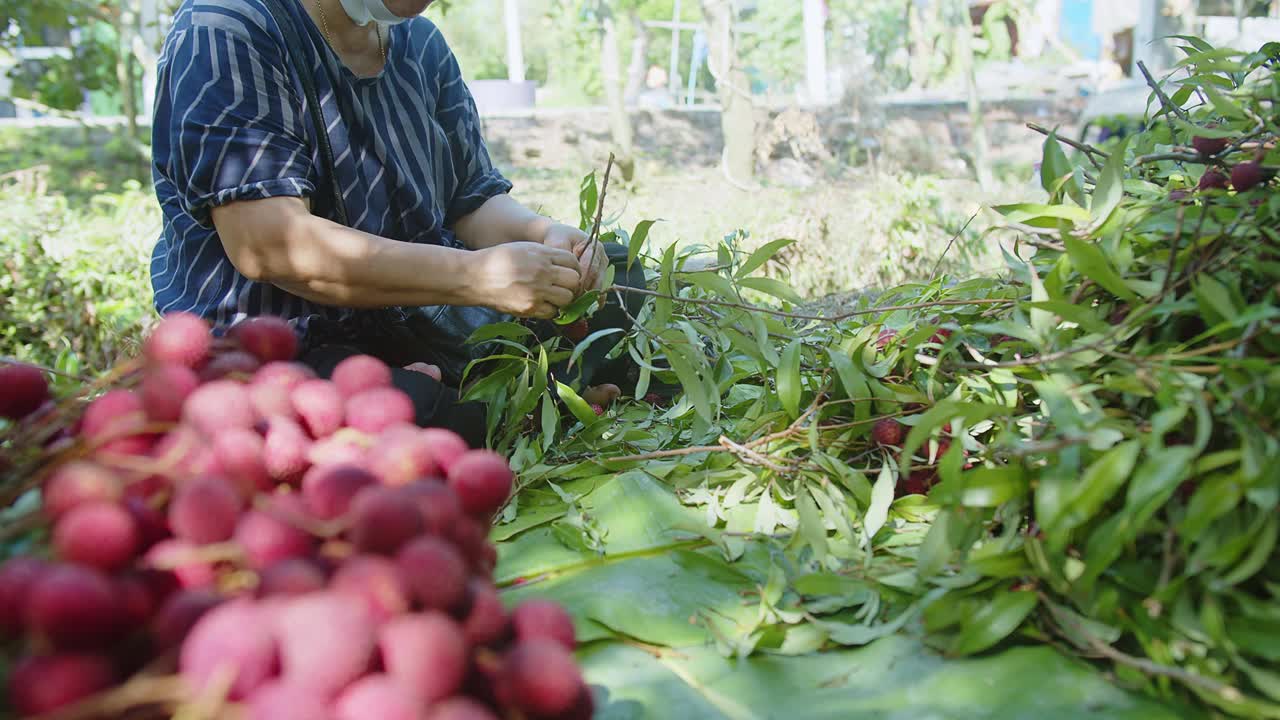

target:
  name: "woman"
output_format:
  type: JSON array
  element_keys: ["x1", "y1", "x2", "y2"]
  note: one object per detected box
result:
[{"x1": 150, "y1": 0, "x2": 640, "y2": 447}]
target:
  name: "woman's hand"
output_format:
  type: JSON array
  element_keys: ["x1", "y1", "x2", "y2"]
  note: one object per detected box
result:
[
  {"x1": 470, "y1": 242, "x2": 582, "y2": 319},
  {"x1": 540, "y1": 223, "x2": 608, "y2": 296}
]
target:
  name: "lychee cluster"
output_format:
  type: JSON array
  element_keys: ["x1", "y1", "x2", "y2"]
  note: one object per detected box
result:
[
  {"x1": 0, "y1": 313, "x2": 591, "y2": 719},
  {"x1": 870, "y1": 418, "x2": 966, "y2": 498}
]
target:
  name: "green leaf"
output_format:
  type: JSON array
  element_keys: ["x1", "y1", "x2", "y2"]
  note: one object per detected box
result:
[
  {"x1": 567, "y1": 328, "x2": 623, "y2": 370},
  {"x1": 465, "y1": 321, "x2": 532, "y2": 345},
  {"x1": 1091, "y1": 137, "x2": 1129, "y2": 224},
  {"x1": 556, "y1": 381, "x2": 601, "y2": 427},
  {"x1": 736, "y1": 238, "x2": 794, "y2": 278},
  {"x1": 654, "y1": 244, "x2": 677, "y2": 329},
  {"x1": 794, "y1": 484, "x2": 828, "y2": 564},
  {"x1": 993, "y1": 203, "x2": 1091, "y2": 226},
  {"x1": 1064, "y1": 236, "x2": 1138, "y2": 302},
  {"x1": 863, "y1": 464, "x2": 895, "y2": 545},
  {"x1": 554, "y1": 291, "x2": 601, "y2": 325},
  {"x1": 1054, "y1": 442, "x2": 1142, "y2": 537},
  {"x1": 539, "y1": 392, "x2": 558, "y2": 451},
  {"x1": 577, "y1": 171, "x2": 598, "y2": 231},
  {"x1": 777, "y1": 340, "x2": 802, "y2": 419},
  {"x1": 951, "y1": 590, "x2": 1038, "y2": 656},
  {"x1": 738, "y1": 277, "x2": 803, "y2": 305},
  {"x1": 666, "y1": 345, "x2": 715, "y2": 424},
  {"x1": 1024, "y1": 301, "x2": 1110, "y2": 335},
  {"x1": 1041, "y1": 133, "x2": 1073, "y2": 197},
  {"x1": 627, "y1": 219, "x2": 656, "y2": 270}
]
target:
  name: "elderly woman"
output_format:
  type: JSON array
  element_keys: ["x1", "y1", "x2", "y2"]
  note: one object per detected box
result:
[{"x1": 150, "y1": 0, "x2": 639, "y2": 446}]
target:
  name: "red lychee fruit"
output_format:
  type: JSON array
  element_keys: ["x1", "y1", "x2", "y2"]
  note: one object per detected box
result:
[
  {"x1": 81, "y1": 389, "x2": 151, "y2": 456},
  {"x1": 331, "y1": 354, "x2": 392, "y2": 397},
  {"x1": 1191, "y1": 135, "x2": 1229, "y2": 157},
  {"x1": 230, "y1": 316, "x2": 299, "y2": 363},
  {"x1": 367, "y1": 424, "x2": 439, "y2": 486},
  {"x1": 398, "y1": 480, "x2": 462, "y2": 537},
  {"x1": 345, "y1": 387, "x2": 415, "y2": 434},
  {"x1": 871, "y1": 418, "x2": 906, "y2": 448},
  {"x1": 210, "y1": 427, "x2": 274, "y2": 497},
  {"x1": 1231, "y1": 161, "x2": 1267, "y2": 191},
  {"x1": 420, "y1": 428, "x2": 470, "y2": 471},
  {"x1": 183, "y1": 380, "x2": 256, "y2": 436},
  {"x1": 561, "y1": 318, "x2": 589, "y2": 342},
  {"x1": 140, "y1": 363, "x2": 201, "y2": 423},
  {"x1": 263, "y1": 416, "x2": 313, "y2": 485},
  {"x1": 330, "y1": 555, "x2": 410, "y2": 623},
  {"x1": 0, "y1": 363, "x2": 49, "y2": 420},
  {"x1": 333, "y1": 674, "x2": 420, "y2": 720},
  {"x1": 899, "y1": 470, "x2": 936, "y2": 496},
  {"x1": 590, "y1": 403, "x2": 605, "y2": 416},
  {"x1": 152, "y1": 589, "x2": 223, "y2": 649},
  {"x1": 43, "y1": 461, "x2": 123, "y2": 521},
  {"x1": 234, "y1": 508, "x2": 315, "y2": 571},
  {"x1": 198, "y1": 350, "x2": 262, "y2": 382},
  {"x1": 180, "y1": 599, "x2": 278, "y2": 700},
  {"x1": 397, "y1": 537, "x2": 468, "y2": 612},
  {"x1": 426, "y1": 698, "x2": 500, "y2": 720},
  {"x1": 53, "y1": 501, "x2": 140, "y2": 571},
  {"x1": 875, "y1": 328, "x2": 897, "y2": 350},
  {"x1": 257, "y1": 558, "x2": 328, "y2": 598},
  {"x1": 302, "y1": 463, "x2": 378, "y2": 521},
  {"x1": 144, "y1": 312, "x2": 211, "y2": 368},
  {"x1": 1198, "y1": 169, "x2": 1229, "y2": 191},
  {"x1": 501, "y1": 638, "x2": 587, "y2": 717},
  {"x1": 447, "y1": 450, "x2": 514, "y2": 520},
  {"x1": 511, "y1": 598, "x2": 576, "y2": 651},
  {"x1": 347, "y1": 486, "x2": 424, "y2": 555},
  {"x1": 169, "y1": 475, "x2": 243, "y2": 544},
  {"x1": 275, "y1": 592, "x2": 376, "y2": 698},
  {"x1": 291, "y1": 379, "x2": 345, "y2": 439},
  {"x1": 462, "y1": 580, "x2": 508, "y2": 647},
  {"x1": 379, "y1": 613, "x2": 469, "y2": 705},
  {"x1": 7, "y1": 653, "x2": 115, "y2": 716},
  {"x1": 24, "y1": 564, "x2": 126, "y2": 649},
  {"x1": 144, "y1": 539, "x2": 216, "y2": 590},
  {"x1": 0, "y1": 557, "x2": 50, "y2": 637}
]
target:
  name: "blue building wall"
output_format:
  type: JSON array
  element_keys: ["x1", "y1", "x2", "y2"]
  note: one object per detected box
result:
[{"x1": 1061, "y1": 0, "x2": 1102, "y2": 59}]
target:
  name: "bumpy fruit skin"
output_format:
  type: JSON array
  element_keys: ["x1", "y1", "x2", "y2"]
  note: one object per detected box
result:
[
  {"x1": 345, "y1": 387, "x2": 416, "y2": 434},
  {"x1": 231, "y1": 316, "x2": 299, "y2": 364},
  {"x1": 169, "y1": 475, "x2": 243, "y2": 544},
  {"x1": 0, "y1": 557, "x2": 50, "y2": 636},
  {"x1": 426, "y1": 698, "x2": 501, "y2": 720},
  {"x1": 144, "y1": 312, "x2": 212, "y2": 368},
  {"x1": 140, "y1": 363, "x2": 201, "y2": 423},
  {"x1": 332, "y1": 355, "x2": 393, "y2": 397},
  {"x1": 643, "y1": 392, "x2": 665, "y2": 406},
  {"x1": 180, "y1": 599, "x2": 278, "y2": 700},
  {"x1": 276, "y1": 592, "x2": 376, "y2": 697},
  {"x1": 871, "y1": 419, "x2": 906, "y2": 448},
  {"x1": 246, "y1": 681, "x2": 336, "y2": 720},
  {"x1": 1191, "y1": 135, "x2": 1229, "y2": 157},
  {"x1": 379, "y1": 613, "x2": 469, "y2": 705},
  {"x1": 334, "y1": 674, "x2": 422, "y2": 720},
  {"x1": 502, "y1": 638, "x2": 587, "y2": 717},
  {"x1": 54, "y1": 502, "x2": 141, "y2": 572},
  {"x1": 330, "y1": 555, "x2": 411, "y2": 623},
  {"x1": 447, "y1": 450, "x2": 514, "y2": 519},
  {"x1": 397, "y1": 537, "x2": 468, "y2": 612},
  {"x1": 25, "y1": 565, "x2": 125, "y2": 650},
  {"x1": 0, "y1": 363, "x2": 50, "y2": 420},
  {"x1": 511, "y1": 599, "x2": 577, "y2": 651},
  {"x1": 1198, "y1": 169, "x2": 1229, "y2": 191},
  {"x1": 899, "y1": 470, "x2": 936, "y2": 497},
  {"x1": 1231, "y1": 161, "x2": 1267, "y2": 191},
  {"x1": 7, "y1": 653, "x2": 115, "y2": 716},
  {"x1": 561, "y1": 318, "x2": 590, "y2": 342},
  {"x1": 590, "y1": 403, "x2": 606, "y2": 416}
]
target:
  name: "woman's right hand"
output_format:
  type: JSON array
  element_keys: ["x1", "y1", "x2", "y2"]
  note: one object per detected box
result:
[{"x1": 470, "y1": 242, "x2": 582, "y2": 319}]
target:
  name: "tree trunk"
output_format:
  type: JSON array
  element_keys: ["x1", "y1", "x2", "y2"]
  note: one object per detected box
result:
[
  {"x1": 601, "y1": 13, "x2": 635, "y2": 180},
  {"x1": 953, "y1": 0, "x2": 991, "y2": 189},
  {"x1": 803, "y1": 0, "x2": 828, "y2": 104},
  {"x1": 504, "y1": 0, "x2": 525, "y2": 83},
  {"x1": 699, "y1": 0, "x2": 754, "y2": 183},
  {"x1": 623, "y1": 10, "x2": 649, "y2": 106}
]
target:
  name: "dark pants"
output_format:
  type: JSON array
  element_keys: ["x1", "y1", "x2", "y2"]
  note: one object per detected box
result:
[{"x1": 300, "y1": 243, "x2": 645, "y2": 449}]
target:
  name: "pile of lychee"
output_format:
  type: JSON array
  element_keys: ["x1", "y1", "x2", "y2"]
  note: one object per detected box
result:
[{"x1": 0, "y1": 313, "x2": 591, "y2": 719}]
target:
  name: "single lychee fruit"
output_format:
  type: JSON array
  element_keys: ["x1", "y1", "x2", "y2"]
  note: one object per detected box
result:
[
  {"x1": 210, "y1": 428, "x2": 274, "y2": 497},
  {"x1": 501, "y1": 638, "x2": 587, "y2": 717},
  {"x1": 871, "y1": 418, "x2": 906, "y2": 448},
  {"x1": 345, "y1": 387, "x2": 415, "y2": 434},
  {"x1": 140, "y1": 363, "x2": 201, "y2": 423},
  {"x1": 183, "y1": 380, "x2": 256, "y2": 436},
  {"x1": 251, "y1": 361, "x2": 316, "y2": 390},
  {"x1": 234, "y1": 508, "x2": 315, "y2": 570},
  {"x1": 899, "y1": 470, "x2": 936, "y2": 496},
  {"x1": 303, "y1": 463, "x2": 378, "y2": 521},
  {"x1": 561, "y1": 318, "x2": 589, "y2": 342},
  {"x1": 333, "y1": 674, "x2": 420, "y2": 720},
  {"x1": 1198, "y1": 169, "x2": 1229, "y2": 191},
  {"x1": 7, "y1": 653, "x2": 115, "y2": 716},
  {"x1": 331, "y1": 355, "x2": 392, "y2": 397},
  {"x1": 180, "y1": 599, "x2": 278, "y2": 700},
  {"x1": 511, "y1": 599, "x2": 576, "y2": 651},
  {"x1": 245, "y1": 681, "x2": 335, "y2": 720},
  {"x1": 368, "y1": 424, "x2": 440, "y2": 486},
  {"x1": 307, "y1": 433, "x2": 370, "y2": 469},
  {"x1": 1231, "y1": 161, "x2": 1266, "y2": 191},
  {"x1": 24, "y1": 564, "x2": 126, "y2": 649},
  {"x1": 230, "y1": 316, "x2": 299, "y2": 363},
  {"x1": 462, "y1": 580, "x2": 509, "y2": 647},
  {"x1": 420, "y1": 428, "x2": 470, "y2": 471},
  {"x1": 124, "y1": 495, "x2": 172, "y2": 550},
  {"x1": 644, "y1": 392, "x2": 664, "y2": 406},
  {"x1": 169, "y1": 475, "x2": 243, "y2": 544},
  {"x1": 145, "y1": 313, "x2": 212, "y2": 368},
  {"x1": 590, "y1": 403, "x2": 605, "y2": 416},
  {"x1": 275, "y1": 592, "x2": 376, "y2": 698},
  {"x1": 347, "y1": 486, "x2": 424, "y2": 555},
  {"x1": 0, "y1": 557, "x2": 50, "y2": 637},
  {"x1": 447, "y1": 450, "x2": 514, "y2": 520},
  {"x1": 426, "y1": 698, "x2": 501, "y2": 720},
  {"x1": 330, "y1": 555, "x2": 410, "y2": 623},
  {"x1": 263, "y1": 416, "x2": 313, "y2": 485},
  {"x1": 875, "y1": 328, "x2": 897, "y2": 350},
  {"x1": 53, "y1": 501, "x2": 141, "y2": 571},
  {"x1": 397, "y1": 537, "x2": 468, "y2": 612},
  {"x1": 81, "y1": 389, "x2": 151, "y2": 456},
  {"x1": 292, "y1": 379, "x2": 346, "y2": 439},
  {"x1": 257, "y1": 558, "x2": 327, "y2": 597},
  {"x1": 1191, "y1": 135, "x2": 1229, "y2": 157},
  {"x1": 0, "y1": 363, "x2": 50, "y2": 420},
  {"x1": 43, "y1": 461, "x2": 123, "y2": 521},
  {"x1": 379, "y1": 613, "x2": 468, "y2": 705},
  {"x1": 198, "y1": 350, "x2": 262, "y2": 382},
  {"x1": 398, "y1": 480, "x2": 462, "y2": 537}
]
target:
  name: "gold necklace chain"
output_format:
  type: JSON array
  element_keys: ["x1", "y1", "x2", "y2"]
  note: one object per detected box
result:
[{"x1": 314, "y1": 0, "x2": 386, "y2": 66}]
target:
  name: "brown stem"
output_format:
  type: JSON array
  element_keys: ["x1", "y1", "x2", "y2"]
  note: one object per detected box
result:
[
  {"x1": 1026, "y1": 123, "x2": 1107, "y2": 169},
  {"x1": 1137, "y1": 61, "x2": 1190, "y2": 123}
]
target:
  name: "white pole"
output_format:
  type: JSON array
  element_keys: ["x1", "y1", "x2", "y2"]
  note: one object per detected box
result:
[
  {"x1": 504, "y1": 0, "x2": 525, "y2": 83},
  {"x1": 803, "y1": 0, "x2": 828, "y2": 104},
  {"x1": 669, "y1": 0, "x2": 682, "y2": 95}
]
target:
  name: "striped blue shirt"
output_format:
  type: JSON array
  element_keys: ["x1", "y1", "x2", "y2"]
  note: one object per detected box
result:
[{"x1": 149, "y1": 0, "x2": 512, "y2": 336}]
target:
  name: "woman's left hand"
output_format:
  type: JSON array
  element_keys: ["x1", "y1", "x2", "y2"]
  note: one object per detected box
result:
[{"x1": 541, "y1": 223, "x2": 608, "y2": 296}]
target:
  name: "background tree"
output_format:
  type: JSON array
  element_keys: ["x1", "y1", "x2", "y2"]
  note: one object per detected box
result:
[{"x1": 699, "y1": 0, "x2": 755, "y2": 183}]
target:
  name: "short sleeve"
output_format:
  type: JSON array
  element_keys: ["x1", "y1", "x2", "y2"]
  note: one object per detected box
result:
[
  {"x1": 434, "y1": 46, "x2": 513, "y2": 227},
  {"x1": 152, "y1": 19, "x2": 315, "y2": 229}
]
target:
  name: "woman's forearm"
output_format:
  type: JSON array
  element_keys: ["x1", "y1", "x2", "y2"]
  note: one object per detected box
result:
[
  {"x1": 452, "y1": 194, "x2": 552, "y2": 250},
  {"x1": 213, "y1": 197, "x2": 485, "y2": 309}
]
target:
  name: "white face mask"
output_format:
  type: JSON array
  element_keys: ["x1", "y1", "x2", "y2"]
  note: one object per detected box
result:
[{"x1": 338, "y1": 0, "x2": 412, "y2": 26}]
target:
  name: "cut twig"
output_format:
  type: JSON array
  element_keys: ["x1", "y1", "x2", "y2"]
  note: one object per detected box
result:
[
  {"x1": 929, "y1": 211, "x2": 979, "y2": 280},
  {"x1": 1137, "y1": 61, "x2": 1190, "y2": 123}
]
